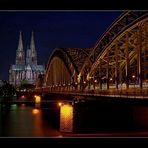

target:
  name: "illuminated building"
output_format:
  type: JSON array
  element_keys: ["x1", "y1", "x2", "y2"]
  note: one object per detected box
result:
[{"x1": 9, "y1": 31, "x2": 45, "y2": 86}]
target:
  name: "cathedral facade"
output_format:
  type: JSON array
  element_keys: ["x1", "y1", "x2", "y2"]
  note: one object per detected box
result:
[{"x1": 9, "y1": 31, "x2": 45, "y2": 86}]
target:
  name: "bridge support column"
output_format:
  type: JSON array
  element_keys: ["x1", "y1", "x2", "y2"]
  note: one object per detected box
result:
[
  {"x1": 99, "y1": 61, "x2": 102, "y2": 90},
  {"x1": 60, "y1": 103, "x2": 73, "y2": 133},
  {"x1": 137, "y1": 24, "x2": 143, "y2": 89},
  {"x1": 115, "y1": 42, "x2": 119, "y2": 89},
  {"x1": 106, "y1": 52, "x2": 109, "y2": 90},
  {"x1": 125, "y1": 32, "x2": 130, "y2": 89}
]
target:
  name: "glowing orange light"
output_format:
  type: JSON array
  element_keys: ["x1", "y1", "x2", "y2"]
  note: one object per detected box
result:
[
  {"x1": 132, "y1": 75, "x2": 135, "y2": 78},
  {"x1": 61, "y1": 104, "x2": 72, "y2": 116},
  {"x1": 58, "y1": 102, "x2": 63, "y2": 107},
  {"x1": 34, "y1": 95, "x2": 41, "y2": 103},
  {"x1": 32, "y1": 109, "x2": 39, "y2": 115}
]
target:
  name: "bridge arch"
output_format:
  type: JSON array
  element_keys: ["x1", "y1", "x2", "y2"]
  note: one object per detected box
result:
[
  {"x1": 84, "y1": 11, "x2": 148, "y2": 90},
  {"x1": 43, "y1": 11, "x2": 148, "y2": 93},
  {"x1": 45, "y1": 48, "x2": 90, "y2": 91}
]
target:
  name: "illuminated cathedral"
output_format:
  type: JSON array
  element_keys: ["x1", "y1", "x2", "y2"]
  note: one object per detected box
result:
[{"x1": 9, "y1": 31, "x2": 45, "y2": 86}]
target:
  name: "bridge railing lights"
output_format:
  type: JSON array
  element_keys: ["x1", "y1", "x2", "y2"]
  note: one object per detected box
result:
[
  {"x1": 83, "y1": 81, "x2": 86, "y2": 84},
  {"x1": 75, "y1": 82, "x2": 78, "y2": 85},
  {"x1": 101, "y1": 76, "x2": 106, "y2": 80}
]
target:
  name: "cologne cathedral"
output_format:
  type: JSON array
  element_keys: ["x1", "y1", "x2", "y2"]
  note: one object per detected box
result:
[{"x1": 9, "y1": 31, "x2": 45, "y2": 86}]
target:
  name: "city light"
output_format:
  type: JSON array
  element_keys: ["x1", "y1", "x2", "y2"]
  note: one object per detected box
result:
[
  {"x1": 75, "y1": 82, "x2": 78, "y2": 85},
  {"x1": 34, "y1": 95, "x2": 41, "y2": 103},
  {"x1": 21, "y1": 95, "x2": 25, "y2": 99},
  {"x1": 32, "y1": 108, "x2": 40, "y2": 115},
  {"x1": 132, "y1": 75, "x2": 136, "y2": 79},
  {"x1": 58, "y1": 102, "x2": 63, "y2": 107}
]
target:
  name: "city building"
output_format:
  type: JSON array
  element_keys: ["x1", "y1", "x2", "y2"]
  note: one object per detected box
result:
[{"x1": 9, "y1": 31, "x2": 45, "y2": 86}]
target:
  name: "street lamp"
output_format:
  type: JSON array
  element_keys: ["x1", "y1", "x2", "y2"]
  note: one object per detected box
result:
[
  {"x1": 94, "y1": 79, "x2": 98, "y2": 91},
  {"x1": 132, "y1": 75, "x2": 136, "y2": 88}
]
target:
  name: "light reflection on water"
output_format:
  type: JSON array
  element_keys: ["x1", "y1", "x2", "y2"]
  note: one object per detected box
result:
[{"x1": 0, "y1": 104, "x2": 62, "y2": 137}]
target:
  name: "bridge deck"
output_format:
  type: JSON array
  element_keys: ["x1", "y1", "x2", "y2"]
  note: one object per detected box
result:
[{"x1": 34, "y1": 87, "x2": 148, "y2": 100}]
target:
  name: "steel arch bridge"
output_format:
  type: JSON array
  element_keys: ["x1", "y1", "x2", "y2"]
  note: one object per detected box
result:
[{"x1": 44, "y1": 11, "x2": 148, "y2": 96}]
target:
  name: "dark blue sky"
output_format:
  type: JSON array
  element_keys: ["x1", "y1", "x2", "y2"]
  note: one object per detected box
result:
[{"x1": 0, "y1": 10, "x2": 123, "y2": 80}]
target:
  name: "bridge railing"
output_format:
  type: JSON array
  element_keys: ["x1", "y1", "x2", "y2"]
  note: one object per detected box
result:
[{"x1": 35, "y1": 87, "x2": 148, "y2": 99}]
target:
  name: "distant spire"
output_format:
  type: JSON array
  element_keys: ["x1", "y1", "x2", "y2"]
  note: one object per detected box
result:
[
  {"x1": 16, "y1": 31, "x2": 25, "y2": 64},
  {"x1": 17, "y1": 31, "x2": 23, "y2": 51},
  {"x1": 29, "y1": 31, "x2": 37, "y2": 65},
  {"x1": 30, "y1": 31, "x2": 35, "y2": 51}
]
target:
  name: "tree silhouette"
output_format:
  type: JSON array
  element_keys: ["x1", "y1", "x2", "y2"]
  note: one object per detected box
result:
[{"x1": 0, "y1": 81, "x2": 16, "y2": 97}]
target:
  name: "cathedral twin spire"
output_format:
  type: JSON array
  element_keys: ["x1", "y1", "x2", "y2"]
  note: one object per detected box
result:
[
  {"x1": 16, "y1": 31, "x2": 37, "y2": 65},
  {"x1": 16, "y1": 31, "x2": 25, "y2": 65}
]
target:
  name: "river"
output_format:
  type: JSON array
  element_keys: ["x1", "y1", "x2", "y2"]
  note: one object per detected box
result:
[{"x1": 0, "y1": 103, "x2": 62, "y2": 137}]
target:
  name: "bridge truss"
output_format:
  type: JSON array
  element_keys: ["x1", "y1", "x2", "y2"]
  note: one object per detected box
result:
[{"x1": 44, "y1": 11, "x2": 148, "y2": 93}]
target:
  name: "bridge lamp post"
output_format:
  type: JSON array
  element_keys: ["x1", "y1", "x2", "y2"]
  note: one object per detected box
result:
[
  {"x1": 59, "y1": 84, "x2": 61, "y2": 92},
  {"x1": 55, "y1": 84, "x2": 58, "y2": 91},
  {"x1": 109, "y1": 78, "x2": 113, "y2": 89},
  {"x1": 89, "y1": 76, "x2": 94, "y2": 90},
  {"x1": 94, "y1": 79, "x2": 98, "y2": 91},
  {"x1": 132, "y1": 75, "x2": 136, "y2": 89},
  {"x1": 63, "y1": 84, "x2": 65, "y2": 91},
  {"x1": 68, "y1": 83, "x2": 71, "y2": 91},
  {"x1": 70, "y1": 82, "x2": 73, "y2": 91},
  {"x1": 82, "y1": 81, "x2": 86, "y2": 92},
  {"x1": 101, "y1": 76, "x2": 106, "y2": 89},
  {"x1": 75, "y1": 82, "x2": 78, "y2": 91}
]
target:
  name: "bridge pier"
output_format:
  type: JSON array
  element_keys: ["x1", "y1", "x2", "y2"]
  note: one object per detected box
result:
[{"x1": 60, "y1": 103, "x2": 73, "y2": 133}]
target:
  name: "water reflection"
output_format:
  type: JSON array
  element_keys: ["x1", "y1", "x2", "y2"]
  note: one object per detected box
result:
[
  {"x1": 32, "y1": 108, "x2": 40, "y2": 115},
  {"x1": 0, "y1": 104, "x2": 62, "y2": 137}
]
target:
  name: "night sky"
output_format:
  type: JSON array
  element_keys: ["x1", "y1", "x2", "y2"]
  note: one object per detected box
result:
[{"x1": 0, "y1": 10, "x2": 123, "y2": 81}]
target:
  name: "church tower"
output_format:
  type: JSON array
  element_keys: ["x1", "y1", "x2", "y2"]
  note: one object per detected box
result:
[
  {"x1": 9, "y1": 31, "x2": 45, "y2": 86},
  {"x1": 26, "y1": 31, "x2": 37, "y2": 65},
  {"x1": 30, "y1": 31, "x2": 37, "y2": 65},
  {"x1": 15, "y1": 31, "x2": 25, "y2": 65}
]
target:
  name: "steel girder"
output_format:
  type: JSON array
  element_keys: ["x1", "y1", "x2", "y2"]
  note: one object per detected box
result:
[
  {"x1": 81, "y1": 11, "x2": 148, "y2": 79},
  {"x1": 45, "y1": 48, "x2": 90, "y2": 86},
  {"x1": 87, "y1": 12, "x2": 148, "y2": 89},
  {"x1": 45, "y1": 11, "x2": 148, "y2": 91}
]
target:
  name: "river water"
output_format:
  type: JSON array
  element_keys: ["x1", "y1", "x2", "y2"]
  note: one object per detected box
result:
[
  {"x1": 0, "y1": 103, "x2": 62, "y2": 137},
  {"x1": 1, "y1": 96, "x2": 148, "y2": 137}
]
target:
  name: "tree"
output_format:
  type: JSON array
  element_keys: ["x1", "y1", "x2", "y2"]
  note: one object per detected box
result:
[{"x1": 0, "y1": 81, "x2": 16, "y2": 97}]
